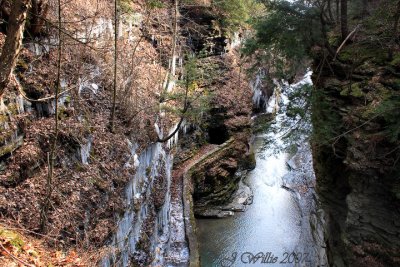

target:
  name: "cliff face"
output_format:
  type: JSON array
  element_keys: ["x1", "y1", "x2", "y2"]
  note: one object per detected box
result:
[
  {"x1": 190, "y1": 54, "x2": 254, "y2": 215},
  {"x1": 169, "y1": 4, "x2": 254, "y2": 219},
  {"x1": 311, "y1": 42, "x2": 400, "y2": 266}
]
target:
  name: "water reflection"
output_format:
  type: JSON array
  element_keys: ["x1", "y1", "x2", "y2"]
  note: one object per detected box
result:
[{"x1": 197, "y1": 138, "x2": 303, "y2": 267}]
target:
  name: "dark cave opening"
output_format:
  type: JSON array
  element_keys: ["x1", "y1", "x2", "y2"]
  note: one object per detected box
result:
[{"x1": 208, "y1": 125, "x2": 229, "y2": 145}]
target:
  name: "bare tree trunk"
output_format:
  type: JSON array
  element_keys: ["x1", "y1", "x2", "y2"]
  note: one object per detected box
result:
[
  {"x1": 336, "y1": 0, "x2": 340, "y2": 25},
  {"x1": 163, "y1": 0, "x2": 179, "y2": 94},
  {"x1": 40, "y1": 0, "x2": 62, "y2": 232},
  {"x1": 29, "y1": 0, "x2": 49, "y2": 36},
  {"x1": 388, "y1": 1, "x2": 400, "y2": 60},
  {"x1": 109, "y1": 0, "x2": 119, "y2": 132},
  {"x1": 393, "y1": 1, "x2": 400, "y2": 37},
  {"x1": 158, "y1": 61, "x2": 190, "y2": 143},
  {"x1": 171, "y1": 0, "x2": 178, "y2": 76},
  {"x1": 327, "y1": 0, "x2": 335, "y2": 23},
  {"x1": 361, "y1": 0, "x2": 369, "y2": 18},
  {"x1": 320, "y1": 8, "x2": 336, "y2": 57},
  {"x1": 340, "y1": 0, "x2": 348, "y2": 41},
  {"x1": 0, "y1": 0, "x2": 30, "y2": 97}
]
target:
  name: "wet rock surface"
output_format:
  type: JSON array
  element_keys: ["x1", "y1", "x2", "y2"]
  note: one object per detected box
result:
[
  {"x1": 191, "y1": 138, "x2": 252, "y2": 215},
  {"x1": 195, "y1": 179, "x2": 253, "y2": 218}
]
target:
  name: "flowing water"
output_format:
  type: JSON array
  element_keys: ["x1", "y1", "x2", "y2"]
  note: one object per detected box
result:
[{"x1": 197, "y1": 73, "x2": 327, "y2": 267}]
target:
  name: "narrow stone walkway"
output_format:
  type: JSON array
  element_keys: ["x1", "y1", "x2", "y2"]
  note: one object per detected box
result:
[{"x1": 165, "y1": 144, "x2": 216, "y2": 266}]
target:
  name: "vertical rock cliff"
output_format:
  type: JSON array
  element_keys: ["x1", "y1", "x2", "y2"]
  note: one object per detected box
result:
[{"x1": 312, "y1": 40, "x2": 400, "y2": 266}]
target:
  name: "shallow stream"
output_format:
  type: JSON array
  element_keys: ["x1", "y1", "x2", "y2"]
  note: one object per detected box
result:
[{"x1": 197, "y1": 73, "x2": 327, "y2": 267}]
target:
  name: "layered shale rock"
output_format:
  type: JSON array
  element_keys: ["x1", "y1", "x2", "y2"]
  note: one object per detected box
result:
[{"x1": 311, "y1": 42, "x2": 400, "y2": 267}]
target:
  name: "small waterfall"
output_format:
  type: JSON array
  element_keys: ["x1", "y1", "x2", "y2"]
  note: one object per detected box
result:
[
  {"x1": 101, "y1": 22, "x2": 188, "y2": 263},
  {"x1": 165, "y1": 79, "x2": 176, "y2": 93},
  {"x1": 66, "y1": 14, "x2": 142, "y2": 45},
  {"x1": 153, "y1": 120, "x2": 190, "y2": 266},
  {"x1": 12, "y1": 76, "x2": 69, "y2": 117},
  {"x1": 266, "y1": 79, "x2": 282, "y2": 114},
  {"x1": 77, "y1": 65, "x2": 102, "y2": 97},
  {"x1": 33, "y1": 91, "x2": 70, "y2": 118},
  {"x1": 178, "y1": 57, "x2": 183, "y2": 69},
  {"x1": 0, "y1": 97, "x2": 6, "y2": 113},
  {"x1": 118, "y1": 20, "x2": 124, "y2": 39}
]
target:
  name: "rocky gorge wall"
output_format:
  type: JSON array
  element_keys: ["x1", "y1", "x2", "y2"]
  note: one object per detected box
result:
[
  {"x1": 186, "y1": 53, "x2": 255, "y2": 218},
  {"x1": 0, "y1": 2, "x2": 179, "y2": 264},
  {"x1": 311, "y1": 41, "x2": 400, "y2": 266}
]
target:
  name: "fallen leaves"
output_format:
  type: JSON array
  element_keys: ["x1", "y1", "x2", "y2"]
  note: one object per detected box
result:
[
  {"x1": 1, "y1": 227, "x2": 38, "y2": 266},
  {"x1": 0, "y1": 226, "x2": 86, "y2": 266}
]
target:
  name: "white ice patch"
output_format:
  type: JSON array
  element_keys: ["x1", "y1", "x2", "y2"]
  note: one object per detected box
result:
[
  {"x1": 80, "y1": 136, "x2": 92, "y2": 165},
  {"x1": 154, "y1": 123, "x2": 161, "y2": 139}
]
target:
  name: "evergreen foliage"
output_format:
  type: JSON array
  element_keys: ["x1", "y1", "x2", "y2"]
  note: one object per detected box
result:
[
  {"x1": 374, "y1": 95, "x2": 400, "y2": 143},
  {"x1": 161, "y1": 56, "x2": 211, "y2": 125},
  {"x1": 243, "y1": 0, "x2": 322, "y2": 60},
  {"x1": 212, "y1": 0, "x2": 263, "y2": 33},
  {"x1": 242, "y1": 0, "x2": 323, "y2": 81}
]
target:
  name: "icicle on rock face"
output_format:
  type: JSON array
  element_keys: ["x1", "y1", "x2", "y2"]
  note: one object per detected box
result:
[
  {"x1": 80, "y1": 136, "x2": 92, "y2": 165},
  {"x1": 101, "y1": 141, "x2": 174, "y2": 267},
  {"x1": 166, "y1": 119, "x2": 186, "y2": 150},
  {"x1": 16, "y1": 94, "x2": 25, "y2": 114},
  {"x1": 102, "y1": 116, "x2": 192, "y2": 266},
  {"x1": 124, "y1": 140, "x2": 140, "y2": 169},
  {"x1": 230, "y1": 32, "x2": 242, "y2": 49},
  {"x1": 250, "y1": 68, "x2": 268, "y2": 111},
  {"x1": 150, "y1": 152, "x2": 173, "y2": 266}
]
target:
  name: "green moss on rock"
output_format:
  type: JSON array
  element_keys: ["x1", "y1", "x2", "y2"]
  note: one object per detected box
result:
[
  {"x1": 240, "y1": 150, "x2": 256, "y2": 170},
  {"x1": 390, "y1": 53, "x2": 400, "y2": 68},
  {"x1": 0, "y1": 228, "x2": 25, "y2": 250},
  {"x1": 350, "y1": 83, "x2": 364, "y2": 97}
]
